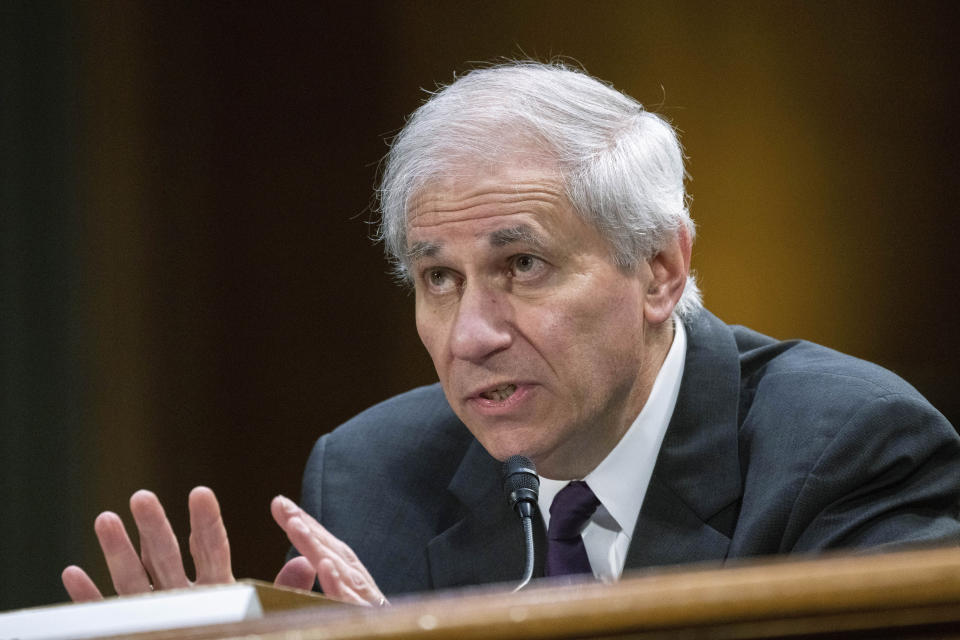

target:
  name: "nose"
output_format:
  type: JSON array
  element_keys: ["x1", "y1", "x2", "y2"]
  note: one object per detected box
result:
[{"x1": 449, "y1": 283, "x2": 513, "y2": 362}]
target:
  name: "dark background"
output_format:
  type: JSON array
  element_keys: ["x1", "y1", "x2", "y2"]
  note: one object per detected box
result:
[{"x1": 2, "y1": 1, "x2": 958, "y2": 611}]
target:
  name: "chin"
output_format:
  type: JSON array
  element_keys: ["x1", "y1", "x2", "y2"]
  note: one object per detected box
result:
[
  {"x1": 458, "y1": 406, "x2": 564, "y2": 464},
  {"x1": 473, "y1": 429, "x2": 550, "y2": 466}
]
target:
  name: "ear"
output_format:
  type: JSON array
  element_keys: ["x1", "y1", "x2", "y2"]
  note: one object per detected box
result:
[{"x1": 643, "y1": 225, "x2": 692, "y2": 325}]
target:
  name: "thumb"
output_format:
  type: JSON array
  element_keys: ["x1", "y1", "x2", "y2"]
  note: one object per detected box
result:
[{"x1": 274, "y1": 556, "x2": 317, "y2": 591}]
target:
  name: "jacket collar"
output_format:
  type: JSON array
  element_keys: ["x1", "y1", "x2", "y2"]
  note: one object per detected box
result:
[{"x1": 625, "y1": 309, "x2": 743, "y2": 568}]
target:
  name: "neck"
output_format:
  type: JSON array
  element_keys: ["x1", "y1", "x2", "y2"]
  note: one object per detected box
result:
[{"x1": 538, "y1": 318, "x2": 676, "y2": 480}]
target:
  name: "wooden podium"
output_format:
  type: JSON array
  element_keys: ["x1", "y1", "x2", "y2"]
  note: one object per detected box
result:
[{"x1": 130, "y1": 546, "x2": 960, "y2": 639}]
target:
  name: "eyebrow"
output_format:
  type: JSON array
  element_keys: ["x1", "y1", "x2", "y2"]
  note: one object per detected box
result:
[
  {"x1": 406, "y1": 241, "x2": 441, "y2": 263},
  {"x1": 405, "y1": 224, "x2": 547, "y2": 264},
  {"x1": 488, "y1": 224, "x2": 547, "y2": 250}
]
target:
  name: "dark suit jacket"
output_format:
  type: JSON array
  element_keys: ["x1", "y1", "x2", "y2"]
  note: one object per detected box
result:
[{"x1": 297, "y1": 310, "x2": 960, "y2": 596}]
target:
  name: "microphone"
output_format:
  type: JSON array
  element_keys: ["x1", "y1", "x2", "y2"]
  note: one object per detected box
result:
[{"x1": 502, "y1": 455, "x2": 539, "y2": 591}]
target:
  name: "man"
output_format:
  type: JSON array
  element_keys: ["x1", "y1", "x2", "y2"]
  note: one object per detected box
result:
[{"x1": 62, "y1": 61, "x2": 960, "y2": 607}]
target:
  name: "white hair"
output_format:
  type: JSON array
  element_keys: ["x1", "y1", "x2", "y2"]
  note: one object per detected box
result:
[{"x1": 376, "y1": 61, "x2": 702, "y2": 318}]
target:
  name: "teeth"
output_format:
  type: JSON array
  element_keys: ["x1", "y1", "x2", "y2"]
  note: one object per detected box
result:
[{"x1": 481, "y1": 384, "x2": 516, "y2": 402}]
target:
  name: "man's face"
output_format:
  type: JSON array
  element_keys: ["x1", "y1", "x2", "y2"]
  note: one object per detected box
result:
[{"x1": 408, "y1": 160, "x2": 663, "y2": 479}]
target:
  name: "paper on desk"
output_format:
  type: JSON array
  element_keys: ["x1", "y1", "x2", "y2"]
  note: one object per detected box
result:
[{"x1": 0, "y1": 582, "x2": 263, "y2": 640}]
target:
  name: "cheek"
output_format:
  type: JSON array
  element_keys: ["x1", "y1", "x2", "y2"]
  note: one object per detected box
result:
[
  {"x1": 554, "y1": 277, "x2": 642, "y2": 334},
  {"x1": 415, "y1": 308, "x2": 445, "y2": 371},
  {"x1": 532, "y1": 285, "x2": 645, "y2": 381}
]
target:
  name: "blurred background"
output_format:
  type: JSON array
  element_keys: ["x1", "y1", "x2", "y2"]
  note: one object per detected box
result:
[{"x1": 2, "y1": 0, "x2": 958, "y2": 611}]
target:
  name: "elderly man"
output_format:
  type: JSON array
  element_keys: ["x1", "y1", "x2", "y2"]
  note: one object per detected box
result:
[{"x1": 62, "y1": 62, "x2": 960, "y2": 607}]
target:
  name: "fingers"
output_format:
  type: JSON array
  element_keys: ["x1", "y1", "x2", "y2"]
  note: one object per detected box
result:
[
  {"x1": 271, "y1": 496, "x2": 386, "y2": 606},
  {"x1": 274, "y1": 556, "x2": 317, "y2": 591},
  {"x1": 62, "y1": 565, "x2": 103, "y2": 603},
  {"x1": 94, "y1": 511, "x2": 153, "y2": 595},
  {"x1": 68, "y1": 487, "x2": 235, "y2": 600},
  {"x1": 188, "y1": 486, "x2": 234, "y2": 585},
  {"x1": 129, "y1": 490, "x2": 190, "y2": 590},
  {"x1": 288, "y1": 518, "x2": 367, "y2": 605}
]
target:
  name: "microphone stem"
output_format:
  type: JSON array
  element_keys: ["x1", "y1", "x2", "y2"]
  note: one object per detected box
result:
[{"x1": 513, "y1": 514, "x2": 535, "y2": 592}]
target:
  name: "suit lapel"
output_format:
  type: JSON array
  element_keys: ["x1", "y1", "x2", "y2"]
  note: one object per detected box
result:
[
  {"x1": 426, "y1": 439, "x2": 547, "y2": 590},
  {"x1": 627, "y1": 311, "x2": 743, "y2": 569}
]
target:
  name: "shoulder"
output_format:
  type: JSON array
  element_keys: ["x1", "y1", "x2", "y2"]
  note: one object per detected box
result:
[
  {"x1": 679, "y1": 311, "x2": 951, "y2": 443},
  {"x1": 729, "y1": 323, "x2": 958, "y2": 517},
  {"x1": 298, "y1": 384, "x2": 477, "y2": 593},
  {"x1": 730, "y1": 324, "x2": 940, "y2": 428},
  {"x1": 715, "y1": 322, "x2": 960, "y2": 550},
  {"x1": 733, "y1": 328, "x2": 957, "y2": 471},
  {"x1": 328, "y1": 383, "x2": 462, "y2": 440},
  {"x1": 718, "y1": 320, "x2": 958, "y2": 499},
  {"x1": 733, "y1": 324, "x2": 922, "y2": 394},
  {"x1": 306, "y1": 383, "x2": 474, "y2": 483},
  {"x1": 301, "y1": 383, "x2": 476, "y2": 522}
]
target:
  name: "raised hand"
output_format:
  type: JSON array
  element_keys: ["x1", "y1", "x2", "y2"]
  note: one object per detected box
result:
[
  {"x1": 62, "y1": 487, "x2": 232, "y2": 602},
  {"x1": 62, "y1": 487, "x2": 386, "y2": 607},
  {"x1": 271, "y1": 495, "x2": 388, "y2": 607}
]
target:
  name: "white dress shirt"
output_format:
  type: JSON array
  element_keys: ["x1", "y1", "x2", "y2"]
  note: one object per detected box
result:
[{"x1": 537, "y1": 320, "x2": 687, "y2": 582}]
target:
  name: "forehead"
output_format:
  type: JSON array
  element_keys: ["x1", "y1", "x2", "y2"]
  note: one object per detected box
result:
[{"x1": 405, "y1": 159, "x2": 578, "y2": 242}]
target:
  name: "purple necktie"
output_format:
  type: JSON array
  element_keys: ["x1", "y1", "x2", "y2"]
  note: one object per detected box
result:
[{"x1": 545, "y1": 481, "x2": 601, "y2": 577}]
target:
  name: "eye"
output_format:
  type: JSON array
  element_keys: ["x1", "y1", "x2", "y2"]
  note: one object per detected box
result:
[
  {"x1": 509, "y1": 254, "x2": 547, "y2": 281},
  {"x1": 423, "y1": 268, "x2": 459, "y2": 294},
  {"x1": 514, "y1": 255, "x2": 537, "y2": 272}
]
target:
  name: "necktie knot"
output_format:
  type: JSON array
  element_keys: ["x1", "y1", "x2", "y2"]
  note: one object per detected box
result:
[
  {"x1": 549, "y1": 481, "x2": 600, "y2": 538},
  {"x1": 545, "y1": 481, "x2": 600, "y2": 577}
]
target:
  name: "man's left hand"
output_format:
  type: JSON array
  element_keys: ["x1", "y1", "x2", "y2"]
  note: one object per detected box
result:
[{"x1": 270, "y1": 495, "x2": 388, "y2": 607}]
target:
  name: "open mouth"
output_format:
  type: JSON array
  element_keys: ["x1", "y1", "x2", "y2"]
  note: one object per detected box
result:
[{"x1": 479, "y1": 383, "x2": 517, "y2": 402}]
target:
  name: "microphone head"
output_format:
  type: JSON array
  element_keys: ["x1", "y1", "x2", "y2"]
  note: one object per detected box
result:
[{"x1": 502, "y1": 455, "x2": 539, "y2": 517}]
